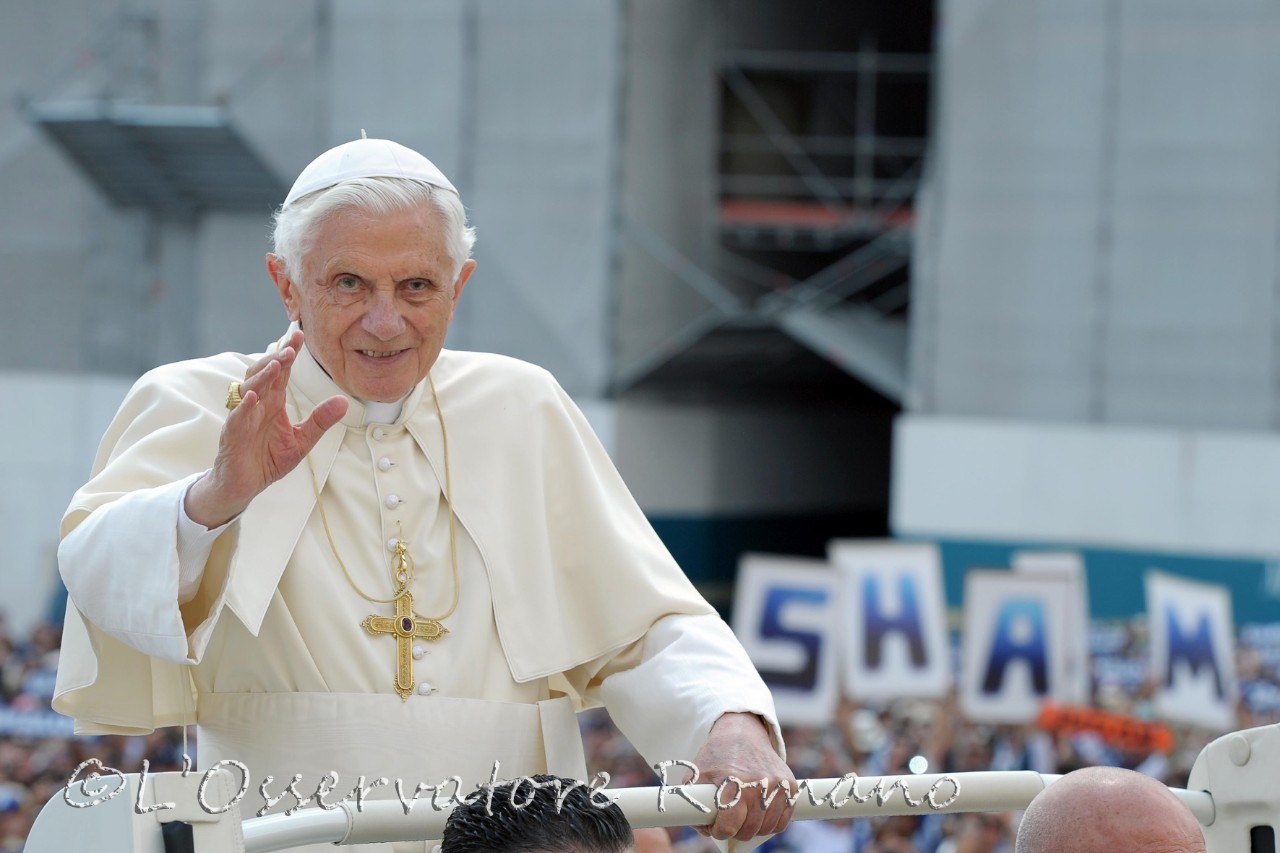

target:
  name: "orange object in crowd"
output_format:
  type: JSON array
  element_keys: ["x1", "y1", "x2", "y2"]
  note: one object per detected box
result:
[{"x1": 1036, "y1": 702, "x2": 1175, "y2": 754}]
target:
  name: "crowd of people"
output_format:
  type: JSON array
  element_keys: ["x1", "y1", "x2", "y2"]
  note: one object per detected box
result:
[
  {"x1": 0, "y1": 611, "x2": 1276, "y2": 851},
  {"x1": 582, "y1": 614, "x2": 1279, "y2": 853}
]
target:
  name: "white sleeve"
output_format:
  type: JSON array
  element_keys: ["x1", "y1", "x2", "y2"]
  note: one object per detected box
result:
[
  {"x1": 175, "y1": 472, "x2": 233, "y2": 602},
  {"x1": 596, "y1": 613, "x2": 784, "y2": 770},
  {"x1": 58, "y1": 471, "x2": 235, "y2": 664}
]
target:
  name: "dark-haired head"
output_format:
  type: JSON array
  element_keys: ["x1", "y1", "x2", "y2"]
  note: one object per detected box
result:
[{"x1": 442, "y1": 774, "x2": 635, "y2": 853}]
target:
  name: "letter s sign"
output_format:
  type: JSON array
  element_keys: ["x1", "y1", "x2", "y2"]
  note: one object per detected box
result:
[{"x1": 757, "y1": 586, "x2": 828, "y2": 692}]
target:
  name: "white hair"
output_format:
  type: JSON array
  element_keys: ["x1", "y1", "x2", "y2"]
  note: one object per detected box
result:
[{"x1": 271, "y1": 177, "x2": 477, "y2": 281}]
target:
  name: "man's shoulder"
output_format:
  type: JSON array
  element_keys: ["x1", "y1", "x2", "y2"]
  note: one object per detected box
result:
[
  {"x1": 83, "y1": 350, "x2": 262, "y2": 484},
  {"x1": 434, "y1": 349, "x2": 561, "y2": 396},
  {"x1": 138, "y1": 351, "x2": 257, "y2": 383},
  {"x1": 435, "y1": 348, "x2": 554, "y2": 379},
  {"x1": 429, "y1": 350, "x2": 580, "y2": 440},
  {"x1": 126, "y1": 350, "x2": 261, "y2": 411}
]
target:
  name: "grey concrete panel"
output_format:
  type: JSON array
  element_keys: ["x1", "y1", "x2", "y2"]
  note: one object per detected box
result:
[
  {"x1": 462, "y1": 0, "x2": 620, "y2": 396},
  {"x1": 327, "y1": 0, "x2": 468, "y2": 176},
  {"x1": 615, "y1": 0, "x2": 720, "y2": 380},
  {"x1": 0, "y1": 140, "x2": 105, "y2": 254},
  {"x1": 1102, "y1": 0, "x2": 1280, "y2": 428},
  {"x1": 0, "y1": 250, "x2": 86, "y2": 373},
  {"x1": 0, "y1": 1, "x2": 116, "y2": 112},
  {"x1": 207, "y1": 0, "x2": 326, "y2": 186},
  {"x1": 924, "y1": 0, "x2": 1107, "y2": 420},
  {"x1": 155, "y1": 0, "x2": 208, "y2": 103},
  {"x1": 78, "y1": 209, "x2": 152, "y2": 375},
  {"x1": 0, "y1": 134, "x2": 152, "y2": 375},
  {"x1": 195, "y1": 213, "x2": 292, "y2": 357},
  {"x1": 614, "y1": 238, "x2": 721, "y2": 387},
  {"x1": 0, "y1": 371, "x2": 134, "y2": 634},
  {"x1": 923, "y1": 0, "x2": 1280, "y2": 430}
]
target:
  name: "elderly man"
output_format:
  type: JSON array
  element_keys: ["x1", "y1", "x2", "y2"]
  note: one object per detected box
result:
[
  {"x1": 1015, "y1": 767, "x2": 1205, "y2": 853},
  {"x1": 53, "y1": 138, "x2": 793, "y2": 851}
]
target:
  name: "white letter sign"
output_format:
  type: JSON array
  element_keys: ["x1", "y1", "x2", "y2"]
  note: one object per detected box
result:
[
  {"x1": 829, "y1": 540, "x2": 951, "y2": 701},
  {"x1": 1146, "y1": 571, "x2": 1237, "y2": 731},
  {"x1": 960, "y1": 570, "x2": 1072, "y2": 724},
  {"x1": 732, "y1": 554, "x2": 839, "y2": 726}
]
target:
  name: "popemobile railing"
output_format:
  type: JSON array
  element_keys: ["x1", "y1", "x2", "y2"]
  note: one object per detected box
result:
[{"x1": 23, "y1": 722, "x2": 1280, "y2": 853}]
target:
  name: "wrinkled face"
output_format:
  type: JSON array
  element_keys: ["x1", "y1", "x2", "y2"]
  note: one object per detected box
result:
[{"x1": 268, "y1": 203, "x2": 475, "y2": 402}]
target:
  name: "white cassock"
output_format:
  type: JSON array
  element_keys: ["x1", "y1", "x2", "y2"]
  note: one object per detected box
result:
[{"x1": 54, "y1": 329, "x2": 782, "y2": 853}]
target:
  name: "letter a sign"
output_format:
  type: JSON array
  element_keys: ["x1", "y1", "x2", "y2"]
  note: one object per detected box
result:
[
  {"x1": 1146, "y1": 572, "x2": 1237, "y2": 731},
  {"x1": 830, "y1": 541, "x2": 950, "y2": 701},
  {"x1": 960, "y1": 570, "x2": 1072, "y2": 723}
]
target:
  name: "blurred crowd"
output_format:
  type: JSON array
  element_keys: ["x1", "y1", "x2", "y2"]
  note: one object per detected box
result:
[
  {"x1": 584, "y1": 616, "x2": 1280, "y2": 853},
  {"x1": 1, "y1": 613, "x2": 1278, "y2": 852},
  {"x1": 0, "y1": 614, "x2": 193, "y2": 853}
]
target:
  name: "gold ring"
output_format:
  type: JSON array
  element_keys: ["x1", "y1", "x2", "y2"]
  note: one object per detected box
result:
[{"x1": 226, "y1": 381, "x2": 244, "y2": 411}]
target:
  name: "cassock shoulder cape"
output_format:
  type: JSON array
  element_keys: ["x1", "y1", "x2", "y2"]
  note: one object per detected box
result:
[{"x1": 54, "y1": 339, "x2": 716, "y2": 733}]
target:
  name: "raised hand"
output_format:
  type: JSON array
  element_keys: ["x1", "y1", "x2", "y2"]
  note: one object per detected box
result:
[
  {"x1": 690, "y1": 712, "x2": 796, "y2": 845},
  {"x1": 185, "y1": 330, "x2": 348, "y2": 527}
]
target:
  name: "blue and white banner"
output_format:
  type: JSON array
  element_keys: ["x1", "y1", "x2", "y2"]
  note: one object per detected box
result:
[
  {"x1": 1013, "y1": 550, "x2": 1090, "y2": 704},
  {"x1": 732, "y1": 554, "x2": 840, "y2": 726},
  {"x1": 1146, "y1": 572, "x2": 1238, "y2": 730},
  {"x1": 960, "y1": 570, "x2": 1073, "y2": 724},
  {"x1": 829, "y1": 540, "x2": 951, "y2": 701}
]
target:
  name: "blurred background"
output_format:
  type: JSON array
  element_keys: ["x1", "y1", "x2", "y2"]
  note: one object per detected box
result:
[{"x1": 1, "y1": 0, "x2": 1279, "y2": 850}]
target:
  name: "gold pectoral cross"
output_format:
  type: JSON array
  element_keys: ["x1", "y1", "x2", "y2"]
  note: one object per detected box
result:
[{"x1": 362, "y1": 588, "x2": 449, "y2": 700}]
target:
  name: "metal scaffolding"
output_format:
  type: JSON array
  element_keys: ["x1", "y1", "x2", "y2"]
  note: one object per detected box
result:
[{"x1": 615, "y1": 41, "x2": 932, "y2": 404}]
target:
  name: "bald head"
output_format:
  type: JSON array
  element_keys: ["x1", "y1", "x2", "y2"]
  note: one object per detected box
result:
[{"x1": 1016, "y1": 767, "x2": 1205, "y2": 853}]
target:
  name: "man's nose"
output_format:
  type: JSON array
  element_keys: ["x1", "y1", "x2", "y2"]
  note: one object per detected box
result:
[{"x1": 362, "y1": 288, "x2": 406, "y2": 340}]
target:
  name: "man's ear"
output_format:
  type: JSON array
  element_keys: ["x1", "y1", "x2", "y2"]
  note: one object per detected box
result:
[
  {"x1": 450, "y1": 258, "x2": 477, "y2": 316},
  {"x1": 266, "y1": 254, "x2": 302, "y2": 322}
]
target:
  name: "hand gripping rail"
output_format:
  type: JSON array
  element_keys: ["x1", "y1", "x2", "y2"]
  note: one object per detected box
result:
[{"x1": 25, "y1": 723, "x2": 1279, "y2": 853}]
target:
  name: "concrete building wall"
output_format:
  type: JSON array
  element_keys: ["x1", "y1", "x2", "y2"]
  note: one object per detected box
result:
[
  {"x1": 463, "y1": 0, "x2": 620, "y2": 397},
  {"x1": 913, "y1": 0, "x2": 1280, "y2": 430},
  {"x1": 898, "y1": 0, "x2": 1280, "y2": 630},
  {"x1": 0, "y1": 1, "x2": 149, "y2": 375},
  {"x1": 0, "y1": 373, "x2": 135, "y2": 635},
  {"x1": 614, "y1": 0, "x2": 720, "y2": 378}
]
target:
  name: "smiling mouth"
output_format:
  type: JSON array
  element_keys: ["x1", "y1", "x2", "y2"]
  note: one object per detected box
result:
[{"x1": 358, "y1": 349, "x2": 407, "y2": 358}]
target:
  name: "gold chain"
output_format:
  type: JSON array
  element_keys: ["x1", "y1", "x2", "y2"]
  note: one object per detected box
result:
[{"x1": 290, "y1": 374, "x2": 461, "y2": 622}]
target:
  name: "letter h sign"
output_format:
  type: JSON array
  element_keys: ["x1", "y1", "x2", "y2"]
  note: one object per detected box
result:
[{"x1": 832, "y1": 541, "x2": 951, "y2": 702}]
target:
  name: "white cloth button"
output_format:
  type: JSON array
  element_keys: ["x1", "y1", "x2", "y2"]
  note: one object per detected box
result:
[
  {"x1": 412, "y1": 644, "x2": 428, "y2": 660},
  {"x1": 417, "y1": 682, "x2": 435, "y2": 696},
  {"x1": 386, "y1": 537, "x2": 399, "y2": 552},
  {"x1": 385, "y1": 494, "x2": 401, "y2": 509},
  {"x1": 372, "y1": 427, "x2": 386, "y2": 440},
  {"x1": 378, "y1": 457, "x2": 392, "y2": 471}
]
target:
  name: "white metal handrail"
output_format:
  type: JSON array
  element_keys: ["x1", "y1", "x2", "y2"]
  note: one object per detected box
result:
[
  {"x1": 239, "y1": 771, "x2": 1214, "y2": 852},
  {"x1": 24, "y1": 723, "x2": 1279, "y2": 853}
]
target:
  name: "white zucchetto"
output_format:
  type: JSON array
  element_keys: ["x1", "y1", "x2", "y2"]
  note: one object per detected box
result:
[{"x1": 283, "y1": 137, "x2": 458, "y2": 207}]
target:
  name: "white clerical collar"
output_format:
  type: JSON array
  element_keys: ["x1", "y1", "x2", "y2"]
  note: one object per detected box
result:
[{"x1": 362, "y1": 398, "x2": 405, "y2": 425}]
